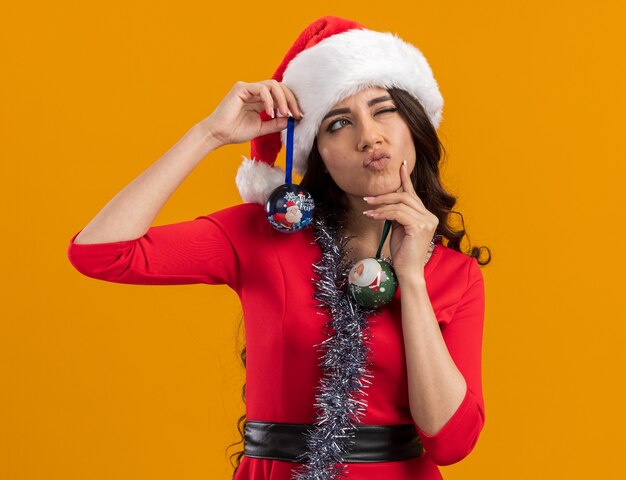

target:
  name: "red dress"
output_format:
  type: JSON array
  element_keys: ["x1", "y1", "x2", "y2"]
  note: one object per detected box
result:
[{"x1": 67, "y1": 203, "x2": 486, "y2": 479}]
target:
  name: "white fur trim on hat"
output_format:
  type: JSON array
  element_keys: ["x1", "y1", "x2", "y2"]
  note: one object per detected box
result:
[
  {"x1": 235, "y1": 155, "x2": 285, "y2": 205},
  {"x1": 279, "y1": 28, "x2": 444, "y2": 177}
]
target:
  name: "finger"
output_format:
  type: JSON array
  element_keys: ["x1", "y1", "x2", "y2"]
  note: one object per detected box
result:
[
  {"x1": 257, "y1": 116, "x2": 290, "y2": 136},
  {"x1": 261, "y1": 80, "x2": 290, "y2": 118},
  {"x1": 364, "y1": 191, "x2": 424, "y2": 214},
  {"x1": 237, "y1": 82, "x2": 274, "y2": 118},
  {"x1": 251, "y1": 83, "x2": 275, "y2": 118},
  {"x1": 400, "y1": 160, "x2": 416, "y2": 195},
  {"x1": 401, "y1": 160, "x2": 427, "y2": 209},
  {"x1": 366, "y1": 206, "x2": 437, "y2": 240},
  {"x1": 364, "y1": 206, "x2": 421, "y2": 227},
  {"x1": 364, "y1": 203, "x2": 421, "y2": 223},
  {"x1": 260, "y1": 85, "x2": 276, "y2": 118},
  {"x1": 279, "y1": 83, "x2": 304, "y2": 119}
]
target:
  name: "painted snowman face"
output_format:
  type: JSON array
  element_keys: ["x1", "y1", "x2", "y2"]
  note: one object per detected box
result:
[
  {"x1": 285, "y1": 205, "x2": 302, "y2": 223},
  {"x1": 348, "y1": 258, "x2": 383, "y2": 287}
]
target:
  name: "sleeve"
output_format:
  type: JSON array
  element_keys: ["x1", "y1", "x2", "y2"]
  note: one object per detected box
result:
[
  {"x1": 415, "y1": 256, "x2": 486, "y2": 466},
  {"x1": 67, "y1": 214, "x2": 241, "y2": 290}
]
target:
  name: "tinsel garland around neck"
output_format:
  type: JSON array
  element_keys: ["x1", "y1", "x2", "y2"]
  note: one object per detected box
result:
[{"x1": 290, "y1": 209, "x2": 380, "y2": 480}]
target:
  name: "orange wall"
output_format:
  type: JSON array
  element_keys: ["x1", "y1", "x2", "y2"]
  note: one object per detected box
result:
[{"x1": 2, "y1": 1, "x2": 625, "y2": 479}]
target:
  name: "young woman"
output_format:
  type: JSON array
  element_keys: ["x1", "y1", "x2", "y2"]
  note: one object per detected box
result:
[{"x1": 68, "y1": 16, "x2": 491, "y2": 480}]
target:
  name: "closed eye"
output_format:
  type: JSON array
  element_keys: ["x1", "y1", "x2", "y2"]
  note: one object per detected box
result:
[{"x1": 326, "y1": 108, "x2": 398, "y2": 133}]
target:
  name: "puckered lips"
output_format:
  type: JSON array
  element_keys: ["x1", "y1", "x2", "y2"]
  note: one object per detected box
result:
[{"x1": 364, "y1": 149, "x2": 391, "y2": 170}]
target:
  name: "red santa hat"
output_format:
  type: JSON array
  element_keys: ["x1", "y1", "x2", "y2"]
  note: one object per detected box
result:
[{"x1": 235, "y1": 15, "x2": 444, "y2": 205}]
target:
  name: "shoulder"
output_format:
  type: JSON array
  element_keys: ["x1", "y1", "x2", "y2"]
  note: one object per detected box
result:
[
  {"x1": 192, "y1": 203, "x2": 269, "y2": 254},
  {"x1": 435, "y1": 243, "x2": 483, "y2": 287},
  {"x1": 195, "y1": 203, "x2": 266, "y2": 230}
]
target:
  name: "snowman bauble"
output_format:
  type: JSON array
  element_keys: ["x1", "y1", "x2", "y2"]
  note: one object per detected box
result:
[
  {"x1": 265, "y1": 117, "x2": 315, "y2": 233},
  {"x1": 347, "y1": 219, "x2": 399, "y2": 308},
  {"x1": 266, "y1": 186, "x2": 314, "y2": 233},
  {"x1": 348, "y1": 256, "x2": 398, "y2": 308}
]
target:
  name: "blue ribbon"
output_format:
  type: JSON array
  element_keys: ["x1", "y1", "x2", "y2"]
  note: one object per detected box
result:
[{"x1": 285, "y1": 116, "x2": 295, "y2": 185}]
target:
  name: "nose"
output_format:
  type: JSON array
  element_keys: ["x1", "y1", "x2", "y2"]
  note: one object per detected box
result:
[{"x1": 356, "y1": 115, "x2": 384, "y2": 151}]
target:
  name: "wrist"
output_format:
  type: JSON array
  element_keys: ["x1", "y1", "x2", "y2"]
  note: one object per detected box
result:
[
  {"x1": 193, "y1": 118, "x2": 225, "y2": 152},
  {"x1": 397, "y1": 273, "x2": 426, "y2": 289}
]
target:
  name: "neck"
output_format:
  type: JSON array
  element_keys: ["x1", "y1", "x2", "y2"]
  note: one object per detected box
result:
[{"x1": 341, "y1": 194, "x2": 388, "y2": 245}]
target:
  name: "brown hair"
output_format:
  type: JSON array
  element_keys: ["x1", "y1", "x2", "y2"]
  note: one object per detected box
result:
[{"x1": 226, "y1": 87, "x2": 492, "y2": 477}]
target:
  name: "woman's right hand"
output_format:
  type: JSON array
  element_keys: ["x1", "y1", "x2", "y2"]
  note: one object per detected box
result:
[{"x1": 200, "y1": 80, "x2": 304, "y2": 147}]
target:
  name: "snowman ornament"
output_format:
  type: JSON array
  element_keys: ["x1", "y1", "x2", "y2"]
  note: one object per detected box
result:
[
  {"x1": 265, "y1": 117, "x2": 315, "y2": 233},
  {"x1": 348, "y1": 255, "x2": 398, "y2": 308},
  {"x1": 347, "y1": 219, "x2": 399, "y2": 308}
]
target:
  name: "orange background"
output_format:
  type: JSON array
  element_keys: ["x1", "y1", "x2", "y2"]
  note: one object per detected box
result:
[{"x1": 2, "y1": 1, "x2": 625, "y2": 479}]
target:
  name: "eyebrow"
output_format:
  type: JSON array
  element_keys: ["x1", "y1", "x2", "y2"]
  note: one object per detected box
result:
[{"x1": 322, "y1": 95, "x2": 393, "y2": 121}]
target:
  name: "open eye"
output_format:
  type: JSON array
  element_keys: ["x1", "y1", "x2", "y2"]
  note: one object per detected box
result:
[
  {"x1": 327, "y1": 118, "x2": 350, "y2": 133},
  {"x1": 326, "y1": 108, "x2": 398, "y2": 133}
]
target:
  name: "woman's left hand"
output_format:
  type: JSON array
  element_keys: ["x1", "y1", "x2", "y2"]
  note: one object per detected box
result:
[{"x1": 362, "y1": 160, "x2": 439, "y2": 281}]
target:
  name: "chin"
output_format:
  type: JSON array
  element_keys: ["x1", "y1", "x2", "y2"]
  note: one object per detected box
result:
[
  {"x1": 340, "y1": 175, "x2": 399, "y2": 198},
  {"x1": 365, "y1": 179, "x2": 401, "y2": 196}
]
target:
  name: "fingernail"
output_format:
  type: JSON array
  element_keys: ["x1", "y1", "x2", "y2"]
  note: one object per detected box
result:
[
  {"x1": 403, "y1": 160, "x2": 407, "y2": 167},
  {"x1": 271, "y1": 109, "x2": 275, "y2": 119},
  {"x1": 363, "y1": 196, "x2": 371, "y2": 202},
  {"x1": 363, "y1": 210, "x2": 372, "y2": 215},
  {"x1": 287, "y1": 109, "x2": 293, "y2": 117}
]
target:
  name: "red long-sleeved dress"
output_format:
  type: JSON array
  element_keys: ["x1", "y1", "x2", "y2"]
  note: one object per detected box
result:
[{"x1": 67, "y1": 203, "x2": 486, "y2": 479}]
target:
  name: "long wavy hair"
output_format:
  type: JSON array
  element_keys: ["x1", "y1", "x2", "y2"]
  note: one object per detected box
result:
[{"x1": 225, "y1": 87, "x2": 492, "y2": 477}]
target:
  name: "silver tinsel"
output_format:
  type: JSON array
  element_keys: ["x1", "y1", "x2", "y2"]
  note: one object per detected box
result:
[{"x1": 290, "y1": 212, "x2": 379, "y2": 480}]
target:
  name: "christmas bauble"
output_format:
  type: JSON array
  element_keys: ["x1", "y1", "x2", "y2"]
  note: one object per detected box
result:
[
  {"x1": 265, "y1": 184, "x2": 315, "y2": 233},
  {"x1": 348, "y1": 257, "x2": 398, "y2": 308}
]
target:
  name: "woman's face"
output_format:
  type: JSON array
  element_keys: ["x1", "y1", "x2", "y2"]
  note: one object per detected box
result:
[{"x1": 315, "y1": 86, "x2": 416, "y2": 201}]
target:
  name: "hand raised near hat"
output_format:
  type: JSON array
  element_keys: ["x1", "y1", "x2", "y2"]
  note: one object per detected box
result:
[
  {"x1": 198, "y1": 80, "x2": 304, "y2": 148},
  {"x1": 363, "y1": 160, "x2": 439, "y2": 281}
]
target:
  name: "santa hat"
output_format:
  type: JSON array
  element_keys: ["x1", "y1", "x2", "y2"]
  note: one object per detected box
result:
[{"x1": 235, "y1": 15, "x2": 444, "y2": 205}]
